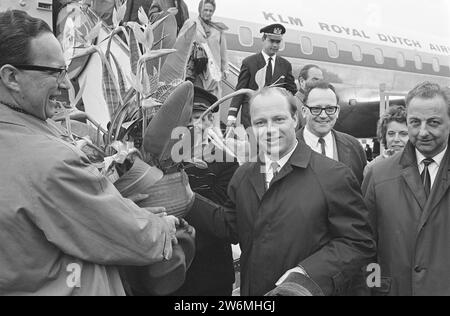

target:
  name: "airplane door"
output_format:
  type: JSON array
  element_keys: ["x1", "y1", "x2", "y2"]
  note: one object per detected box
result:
[{"x1": 0, "y1": 0, "x2": 53, "y2": 30}]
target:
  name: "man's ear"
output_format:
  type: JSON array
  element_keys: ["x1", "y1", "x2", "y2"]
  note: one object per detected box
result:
[
  {"x1": 292, "y1": 111, "x2": 299, "y2": 128},
  {"x1": 0, "y1": 65, "x2": 21, "y2": 92},
  {"x1": 300, "y1": 78, "x2": 306, "y2": 90},
  {"x1": 301, "y1": 105, "x2": 308, "y2": 116}
]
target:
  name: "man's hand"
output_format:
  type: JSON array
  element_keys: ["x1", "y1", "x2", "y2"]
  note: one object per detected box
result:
[
  {"x1": 163, "y1": 215, "x2": 180, "y2": 246},
  {"x1": 144, "y1": 206, "x2": 167, "y2": 217}
]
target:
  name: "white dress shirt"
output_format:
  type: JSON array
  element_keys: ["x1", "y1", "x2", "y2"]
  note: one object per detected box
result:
[
  {"x1": 416, "y1": 146, "x2": 448, "y2": 190},
  {"x1": 264, "y1": 140, "x2": 298, "y2": 188},
  {"x1": 261, "y1": 50, "x2": 276, "y2": 74},
  {"x1": 303, "y1": 128, "x2": 335, "y2": 160}
]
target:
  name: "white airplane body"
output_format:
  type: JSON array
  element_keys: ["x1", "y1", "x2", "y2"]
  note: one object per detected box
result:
[{"x1": 184, "y1": 0, "x2": 450, "y2": 136}]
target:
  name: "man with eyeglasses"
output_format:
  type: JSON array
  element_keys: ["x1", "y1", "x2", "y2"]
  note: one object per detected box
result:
[
  {"x1": 297, "y1": 80, "x2": 367, "y2": 185},
  {"x1": 0, "y1": 10, "x2": 180, "y2": 296}
]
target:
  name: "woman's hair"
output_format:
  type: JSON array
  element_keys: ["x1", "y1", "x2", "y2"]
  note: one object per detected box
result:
[
  {"x1": 377, "y1": 106, "x2": 407, "y2": 148},
  {"x1": 198, "y1": 0, "x2": 216, "y2": 13}
]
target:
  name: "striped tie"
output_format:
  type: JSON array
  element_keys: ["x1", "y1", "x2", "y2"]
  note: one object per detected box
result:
[{"x1": 318, "y1": 137, "x2": 326, "y2": 156}]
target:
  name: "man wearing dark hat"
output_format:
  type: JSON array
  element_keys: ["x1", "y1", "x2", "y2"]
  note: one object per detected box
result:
[
  {"x1": 227, "y1": 23, "x2": 297, "y2": 129},
  {"x1": 173, "y1": 86, "x2": 238, "y2": 296}
]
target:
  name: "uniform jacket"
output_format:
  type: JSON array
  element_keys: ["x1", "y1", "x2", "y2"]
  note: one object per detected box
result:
[
  {"x1": 0, "y1": 105, "x2": 170, "y2": 296},
  {"x1": 363, "y1": 140, "x2": 450, "y2": 296},
  {"x1": 190, "y1": 140, "x2": 376, "y2": 296},
  {"x1": 229, "y1": 53, "x2": 297, "y2": 128},
  {"x1": 297, "y1": 128, "x2": 367, "y2": 185}
]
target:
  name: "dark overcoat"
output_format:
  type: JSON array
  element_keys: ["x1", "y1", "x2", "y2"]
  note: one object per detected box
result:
[
  {"x1": 191, "y1": 140, "x2": 376, "y2": 296},
  {"x1": 363, "y1": 141, "x2": 450, "y2": 296},
  {"x1": 297, "y1": 128, "x2": 367, "y2": 185}
]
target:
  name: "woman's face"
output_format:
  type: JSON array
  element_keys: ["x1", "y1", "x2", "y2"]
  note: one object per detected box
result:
[
  {"x1": 386, "y1": 121, "x2": 409, "y2": 152},
  {"x1": 201, "y1": 3, "x2": 215, "y2": 21}
]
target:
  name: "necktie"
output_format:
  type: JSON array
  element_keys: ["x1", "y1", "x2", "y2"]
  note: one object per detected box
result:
[
  {"x1": 421, "y1": 158, "x2": 434, "y2": 198},
  {"x1": 318, "y1": 137, "x2": 326, "y2": 156},
  {"x1": 270, "y1": 161, "x2": 280, "y2": 178},
  {"x1": 265, "y1": 57, "x2": 273, "y2": 86}
]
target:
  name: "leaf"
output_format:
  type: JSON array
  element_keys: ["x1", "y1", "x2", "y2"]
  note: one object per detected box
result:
[
  {"x1": 70, "y1": 45, "x2": 96, "y2": 61},
  {"x1": 143, "y1": 23, "x2": 155, "y2": 52},
  {"x1": 138, "y1": 6, "x2": 149, "y2": 26},
  {"x1": 84, "y1": 22, "x2": 102, "y2": 43},
  {"x1": 117, "y1": 1, "x2": 127, "y2": 24},
  {"x1": 131, "y1": 23, "x2": 145, "y2": 45},
  {"x1": 159, "y1": 20, "x2": 197, "y2": 84},
  {"x1": 112, "y1": 8, "x2": 119, "y2": 28},
  {"x1": 143, "y1": 81, "x2": 194, "y2": 161},
  {"x1": 93, "y1": 47, "x2": 122, "y2": 119},
  {"x1": 148, "y1": 14, "x2": 177, "y2": 73},
  {"x1": 110, "y1": 52, "x2": 127, "y2": 100},
  {"x1": 254, "y1": 65, "x2": 267, "y2": 91},
  {"x1": 136, "y1": 49, "x2": 176, "y2": 96},
  {"x1": 129, "y1": 28, "x2": 141, "y2": 75}
]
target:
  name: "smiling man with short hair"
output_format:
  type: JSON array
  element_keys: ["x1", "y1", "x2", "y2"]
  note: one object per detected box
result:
[
  {"x1": 189, "y1": 87, "x2": 376, "y2": 296},
  {"x1": 0, "y1": 10, "x2": 179, "y2": 296},
  {"x1": 297, "y1": 80, "x2": 367, "y2": 185},
  {"x1": 363, "y1": 82, "x2": 450, "y2": 296}
]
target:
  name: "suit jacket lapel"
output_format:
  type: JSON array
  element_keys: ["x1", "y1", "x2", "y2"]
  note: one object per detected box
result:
[
  {"x1": 273, "y1": 57, "x2": 282, "y2": 83},
  {"x1": 269, "y1": 142, "x2": 311, "y2": 188},
  {"x1": 248, "y1": 162, "x2": 266, "y2": 202},
  {"x1": 419, "y1": 147, "x2": 450, "y2": 230},
  {"x1": 400, "y1": 143, "x2": 428, "y2": 211},
  {"x1": 401, "y1": 166, "x2": 428, "y2": 211},
  {"x1": 333, "y1": 130, "x2": 350, "y2": 164},
  {"x1": 256, "y1": 53, "x2": 266, "y2": 71}
]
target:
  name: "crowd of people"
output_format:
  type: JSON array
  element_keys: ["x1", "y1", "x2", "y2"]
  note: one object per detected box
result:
[{"x1": 1, "y1": 0, "x2": 450, "y2": 296}]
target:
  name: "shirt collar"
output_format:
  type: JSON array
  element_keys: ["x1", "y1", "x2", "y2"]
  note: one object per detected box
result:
[
  {"x1": 416, "y1": 145, "x2": 448, "y2": 168},
  {"x1": 261, "y1": 50, "x2": 276, "y2": 63},
  {"x1": 303, "y1": 127, "x2": 333, "y2": 147},
  {"x1": 265, "y1": 140, "x2": 299, "y2": 173}
]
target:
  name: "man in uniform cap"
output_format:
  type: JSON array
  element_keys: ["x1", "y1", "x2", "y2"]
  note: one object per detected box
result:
[
  {"x1": 191, "y1": 85, "x2": 219, "y2": 123},
  {"x1": 174, "y1": 86, "x2": 238, "y2": 296},
  {"x1": 227, "y1": 23, "x2": 297, "y2": 129}
]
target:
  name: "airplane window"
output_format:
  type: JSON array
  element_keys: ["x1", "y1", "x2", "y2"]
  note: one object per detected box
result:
[
  {"x1": 328, "y1": 41, "x2": 339, "y2": 58},
  {"x1": 432, "y1": 58, "x2": 440, "y2": 72},
  {"x1": 396, "y1": 52, "x2": 406, "y2": 68},
  {"x1": 414, "y1": 55, "x2": 423, "y2": 70},
  {"x1": 238, "y1": 26, "x2": 253, "y2": 47},
  {"x1": 374, "y1": 48, "x2": 384, "y2": 64},
  {"x1": 301, "y1": 36, "x2": 313, "y2": 55},
  {"x1": 352, "y1": 45, "x2": 363, "y2": 62}
]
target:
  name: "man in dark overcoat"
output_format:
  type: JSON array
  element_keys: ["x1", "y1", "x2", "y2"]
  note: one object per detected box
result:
[{"x1": 190, "y1": 87, "x2": 376, "y2": 296}]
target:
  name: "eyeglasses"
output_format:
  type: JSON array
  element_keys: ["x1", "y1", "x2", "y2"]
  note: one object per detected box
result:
[
  {"x1": 12, "y1": 64, "x2": 67, "y2": 84},
  {"x1": 304, "y1": 105, "x2": 339, "y2": 116}
]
